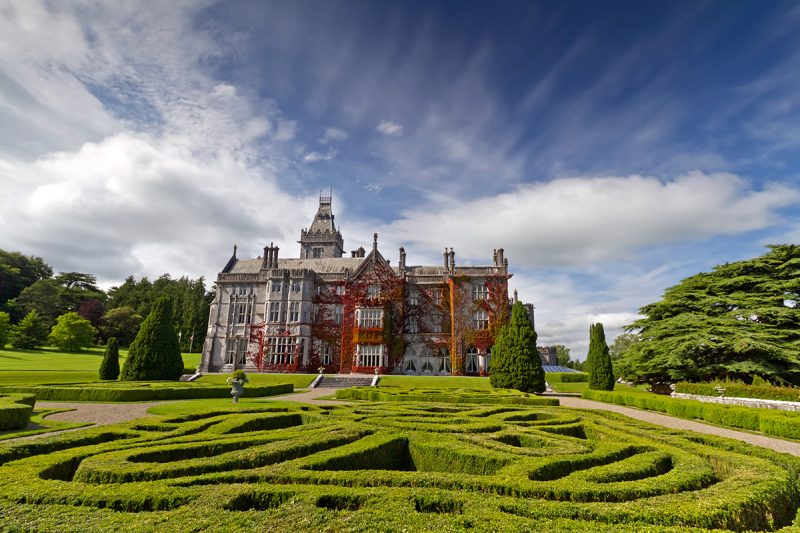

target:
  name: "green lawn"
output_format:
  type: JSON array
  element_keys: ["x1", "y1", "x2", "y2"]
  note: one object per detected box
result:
[
  {"x1": 0, "y1": 347, "x2": 201, "y2": 385},
  {"x1": 196, "y1": 373, "x2": 316, "y2": 388},
  {"x1": 379, "y1": 375, "x2": 491, "y2": 388},
  {"x1": 549, "y1": 381, "x2": 589, "y2": 393}
]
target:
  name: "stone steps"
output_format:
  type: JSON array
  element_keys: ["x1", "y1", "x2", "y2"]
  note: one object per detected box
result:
[{"x1": 317, "y1": 375, "x2": 375, "y2": 389}]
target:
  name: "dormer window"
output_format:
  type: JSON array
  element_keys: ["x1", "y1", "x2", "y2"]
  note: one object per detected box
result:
[{"x1": 367, "y1": 284, "x2": 381, "y2": 299}]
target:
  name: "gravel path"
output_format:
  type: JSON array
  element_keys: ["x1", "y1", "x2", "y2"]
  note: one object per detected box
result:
[
  {"x1": 36, "y1": 401, "x2": 166, "y2": 425},
  {"x1": 556, "y1": 395, "x2": 800, "y2": 456}
]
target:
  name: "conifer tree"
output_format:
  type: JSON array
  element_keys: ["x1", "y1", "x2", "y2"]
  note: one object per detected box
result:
[
  {"x1": 120, "y1": 297, "x2": 183, "y2": 381},
  {"x1": 490, "y1": 301, "x2": 545, "y2": 393},
  {"x1": 99, "y1": 337, "x2": 120, "y2": 380},
  {"x1": 587, "y1": 323, "x2": 615, "y2": 390},
  {"x1": 9, "y1": 310, "x2": 49, "y2": 349}
]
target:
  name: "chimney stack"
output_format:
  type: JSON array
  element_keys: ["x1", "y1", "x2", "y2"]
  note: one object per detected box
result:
[
  {"x1": 399, "y1": 247, "x2": 406, "y2": 270},
  {"x1": 449, "y1": 248, "x2": 455, "y2": 274},
  {"x1": 443, "y1": 248, "x2": 449, "y2": 270}
]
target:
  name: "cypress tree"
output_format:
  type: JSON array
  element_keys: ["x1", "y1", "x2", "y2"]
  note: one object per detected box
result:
[
  {"x1": 99, "y1": 337, "x2": 120, "y2": 380},
  {"x1": 120, "y1": 297, "x2": 183, "y2": 381},
  {"x1": 490, "y1": 301, "x2": 546, "y2": 393},
  {"x1": 587, "y1": 323, "x2": 615, "y2": 390}
]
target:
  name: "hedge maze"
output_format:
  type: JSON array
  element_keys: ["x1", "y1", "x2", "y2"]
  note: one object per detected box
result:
[{"x1": 1, "y1": 400, "x2": 799, "y2": 531}]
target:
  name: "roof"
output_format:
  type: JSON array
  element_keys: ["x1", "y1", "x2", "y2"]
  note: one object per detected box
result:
[
  {"x1": 227, "y1": 257, "x2": 365, "y2": 275},
  {"x1": 542, "y1": 365, "x2": 581, "y2": 373}
]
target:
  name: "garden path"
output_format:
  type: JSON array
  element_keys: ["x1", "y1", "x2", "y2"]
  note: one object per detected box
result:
[{"x1": 555, "y1": 395, "x2": 800, "y2": 456}]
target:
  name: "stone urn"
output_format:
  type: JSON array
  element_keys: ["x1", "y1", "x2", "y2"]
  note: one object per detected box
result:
[{"x1": 230, "y1": 380, "x2": 245, "y2": 403}]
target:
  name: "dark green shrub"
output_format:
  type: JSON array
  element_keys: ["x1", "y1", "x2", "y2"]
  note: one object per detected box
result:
[
  {"x1": 0, "y1": 383, "x2": 292, "y2": 402},
  {"x1": 675, "y1": 381, "x2": 800, "y2": 402},
  {"x1": 99, "y1": 338, "x2": 120, "y2": 381},
  {"x1": 0, "y1": 311, "x2": 10, "y2": 348},
  {"x1": 490, "y1": 301, "x2": 545, "y2": 393},
  {"x1": 120, "y1": 297, "x2": 183, "y2": 381},
  {"x1": 587, "y1": 323, "x2": 614, "y2": 391}
]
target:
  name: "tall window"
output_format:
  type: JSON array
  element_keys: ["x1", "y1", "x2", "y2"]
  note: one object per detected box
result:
[
  {"x1": 407, "y1": 316, "x2": 419, "y2": 333},
  {"x1": 235, "y1": 302, "x2": 249, "y2": 324},
  {"x1": 269, "y1": 302, "x2": 280, "y2": 322},
  {"x1": 321, "y1": 344, "x2": 332, "y2": 365},
  {"x1": 267, "y1": 336, "x2": 295, "y2": 365},
  {"x1": 336, "y1": 285, "x2": 346, "y2": 296},
  {"x1": 226, "y1": 337, "x2": 247, "y2": 365},
  {"x1": 472, "y1": 283, "x2": 488, "y2": 300},
  {"x1": 313, "y1": 248, "x2": 322, "y2": 258},
  {"x1": 358, "y1": 308, "x2": 383, "y2": 328},
  {"x1": 408, "y1": 289, "x2": 419, "y2": 306},
  {"x1": 431, "y1": 314, "x2": 442, "y2": 333},
  {"x1": 291, "y1": 281, "x2": 301, "y2": 293},
  {"x1": 289, "y1": 301, "x2": 300, "y2": 322},
  {"x1": 272, "y1": 281, "x2": 282, "y2": 293},
  {"x1": 431, "y1": 289, "x2": 443, "y2": 306},
  {"x1": 333, "y1": 304, "x2": 344, "y2": 325},
  {"x1": 367, "y1": 284, "x2": 381, "y2": 299},
  {"x1": 466, "y1": 347, "x2": 479, "y2": 373},
  {"x1": 473, "y1": 309, "x2": 489, "y2": 330},
  {"x1": 357, "y1": 344, "x2": 383, "y2": 367}
]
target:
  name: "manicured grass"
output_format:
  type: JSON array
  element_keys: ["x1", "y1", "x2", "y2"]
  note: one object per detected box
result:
[
  {"x1": 0, "y1": 409, "x2": 90, "y2": 440},
  {"x1": 549, "y1": 381, "x2": 589, "y2": 393},
  {"x1": 379, "y1": 375, "x2": 491, "y2": 388},
  {"x1": 0, "y1": 400, "x2": 798, "y2": 531},
  {"x1": 0, "y1": 347, "x2": 201, "y2": 385},
  {"x1": 198, "y1": 373, "x2": 316, "y2": 388}
]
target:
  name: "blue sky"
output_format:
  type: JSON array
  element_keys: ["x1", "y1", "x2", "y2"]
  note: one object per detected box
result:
[{"x1": 1, "y1": 1, "x2": 799, "y2": 356}]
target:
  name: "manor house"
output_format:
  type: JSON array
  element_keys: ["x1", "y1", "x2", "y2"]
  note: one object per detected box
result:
[{"x1": 200, "y1": 194, "x2": 537, "y2": 376}]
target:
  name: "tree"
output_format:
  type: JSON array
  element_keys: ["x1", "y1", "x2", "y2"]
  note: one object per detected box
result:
[
  {"x1": 48, "y1": 312, "x2": 97, "y2": 352},
  {"x1": 99, "y1": 337, "x2": 120, "y2": 380},
  {"x1": 0, "y1": 249, "x2": 52, "y2": 309},
  {"x1": 609, "y1": 332, "x2": 639, "y2": 381},
  {"x1": 587, "y1": 323, "x2": 614, "y2": 389},
  {"x1": 99, "y1": 306, "x2": 143, "y2": 346},
  {"x1": 490, "y1": 301, "x2": 545, "y2": 393},
  {"x1": 621, "y1": 245, "x2": 800, "y2": 385},
  {"x1": 554, "y1": 344, "x2": 571, "y2": 366},
  {"x1": 0, "y1": 311, "x2": 10, "y2": 348},
  {"x1": 587, "y1": 323, "x2": 615, "y2": 390},
  {"x1": 13, "y1": 280, "x2": 61, "y2": 326},
  {"x1": 120, "y1": 297, "x2": 184, "y2": 381},
  {"x1": 9, "y1": 310, "x2": 49, "y2": 349}
]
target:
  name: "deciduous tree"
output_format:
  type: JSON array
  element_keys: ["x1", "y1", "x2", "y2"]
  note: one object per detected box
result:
[
  {"x1": 0, "y1": 311, "x2": 10, "y2": 348},
  {"x1": 48, "y1": 312, "x2": 97, "y2": 352}
]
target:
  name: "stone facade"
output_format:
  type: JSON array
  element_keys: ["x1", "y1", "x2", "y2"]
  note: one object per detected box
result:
[{"x1": 200, "y1": 195, "x2": 533, "y2": 375}]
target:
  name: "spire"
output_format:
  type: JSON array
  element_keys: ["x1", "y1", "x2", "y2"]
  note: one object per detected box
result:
[{"x1": 299, "y1": 190, "x2": 344, "y2": 258}]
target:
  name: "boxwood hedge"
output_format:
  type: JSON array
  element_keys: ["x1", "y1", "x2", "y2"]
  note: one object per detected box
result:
[
  {"x1": 582, "y1": 389, "x2": 800, "y2": 441},
  {"x1": 335, "y1": 386, "x2": 560, "y2": 406},
  {"x1": 0, "y1": 383, "x2": 293, "y2": 402},
  {"x1": 546, "y1": 372, "x2": 588, "y2": 383},
  {"x1": 0, "y1": 393, "x2": 36, "y2": 430},
  {"x1": 0, "y1": 397, "x2": 799, "y2": 531}
]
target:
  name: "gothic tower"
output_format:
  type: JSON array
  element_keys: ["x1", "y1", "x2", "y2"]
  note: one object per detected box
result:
[{"x1": 299, "y1": 191, "x2": 344, "y2": 258}]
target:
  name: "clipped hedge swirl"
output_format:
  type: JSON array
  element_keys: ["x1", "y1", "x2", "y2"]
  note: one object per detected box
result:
[{"x1": 1, "y1": 396, "x2": 799, "y2": 531}]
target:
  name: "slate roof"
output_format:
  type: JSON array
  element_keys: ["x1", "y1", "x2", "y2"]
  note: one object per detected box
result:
[{"x1": 227, "y1": 257, "x2": 366, "y2": 275}]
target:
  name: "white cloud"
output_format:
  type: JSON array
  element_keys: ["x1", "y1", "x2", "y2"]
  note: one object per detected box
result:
[
  {"x1": 382, "y1": 172, "x2": 800, "y2": 268},
  {"x1": 303, "y1": 148, "x2": 337, "y2": 163},
  {"x1": 273, "y1": 119, "x2": 297, "y2": 141},
  {"x1": 320, "y1": 127, "x2": 348, "y2": 143},
  {"x1": 376, "y1": 120, "x2": 403, "y2": 136}
]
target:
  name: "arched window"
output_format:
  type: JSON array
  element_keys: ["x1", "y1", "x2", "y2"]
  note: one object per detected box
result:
[{"x1": 466, "y1": 347, "x2": 479, "y2": 374}]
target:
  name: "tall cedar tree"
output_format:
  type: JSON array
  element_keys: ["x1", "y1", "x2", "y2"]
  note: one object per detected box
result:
[
  {"x1": 120, "y1": 297, "x2": 183, "y2": 381},
  {"x1": 621, "y1": 245, "x2": 800, "y2": 385},
  {"x1": 490, "y1": 301, "x2": 546, "y2": 393},
  {"x1": 99, "y1": 337, "x2": 120, "y2": 380},
  {"x1": 587, "y1": 323, "x2": 615, "y2": 390}
]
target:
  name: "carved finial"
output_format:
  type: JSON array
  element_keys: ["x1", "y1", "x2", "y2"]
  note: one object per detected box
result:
[
  {"x1": 373, "y1": 233, "x2": 378, "y2": 251},
  {"x1": 513, "y1": 289, "x2": 518, "y2": 302},
  {"x1": 233, "y1": 244, "x2": 237, "y2": 258}
]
